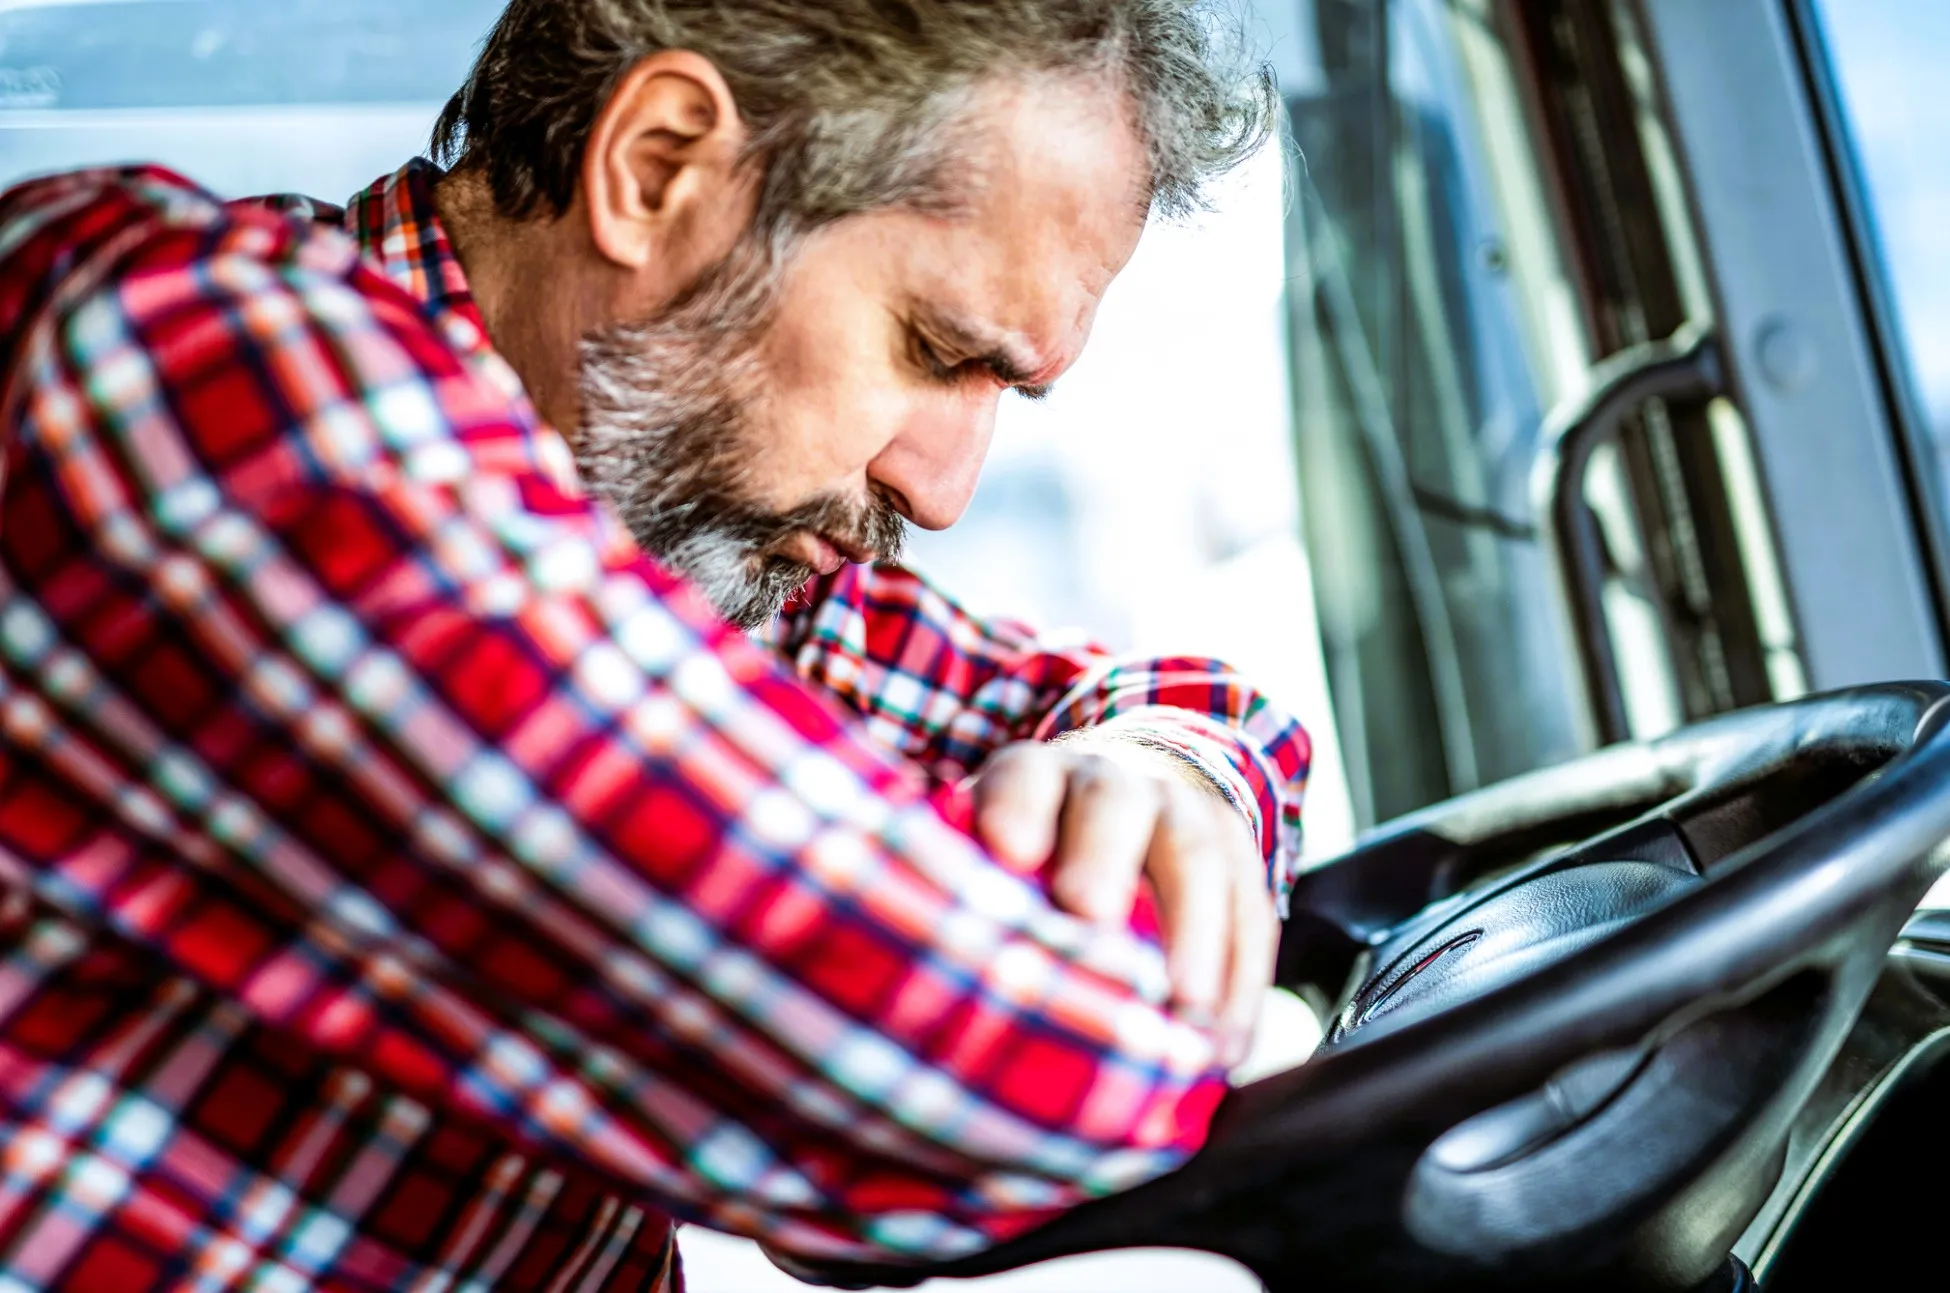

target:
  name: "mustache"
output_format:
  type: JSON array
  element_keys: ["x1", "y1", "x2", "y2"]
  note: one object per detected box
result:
[
  {"x1": 689, "y1": 486, "x2": 911, "y2": 569},
  {"x1": 771, "y1": 491, "x2": 909, "y2": 566}
]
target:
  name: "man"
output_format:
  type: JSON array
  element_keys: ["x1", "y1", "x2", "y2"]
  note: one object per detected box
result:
[{"x1": 0, "y1": 1, "x2": 1309, "y2": 1288}]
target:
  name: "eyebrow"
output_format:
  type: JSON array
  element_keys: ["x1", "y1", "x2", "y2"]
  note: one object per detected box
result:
[{"x1": 917, "y1": 310, "x2": 1057, "y2": 401}]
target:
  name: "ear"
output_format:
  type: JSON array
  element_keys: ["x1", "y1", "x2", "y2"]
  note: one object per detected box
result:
[{"x1": 581, "y1": 50, "x2": 755, "y2": 277}]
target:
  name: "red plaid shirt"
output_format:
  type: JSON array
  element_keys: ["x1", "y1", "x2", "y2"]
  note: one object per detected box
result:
[{"x1": 0, "y1": 160, "x2": 1310, "y2": 1292}]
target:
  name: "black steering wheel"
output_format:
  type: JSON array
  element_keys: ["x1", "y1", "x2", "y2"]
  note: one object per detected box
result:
[{"x1": 797, "y1": 682, "x2": 1950, "y2": 1293}]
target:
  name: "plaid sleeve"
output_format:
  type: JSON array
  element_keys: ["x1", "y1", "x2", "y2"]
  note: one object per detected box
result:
[
  {"x1": 771, "y1": 564, "x2": 1313, "y2": 906},
  {"x1": 0, "y1": 171, "x2": 1229, "y2": 1263}
]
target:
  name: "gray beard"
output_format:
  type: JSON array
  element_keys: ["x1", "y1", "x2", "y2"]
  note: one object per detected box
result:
[{"x1": 572, "y1": 240, "x2": 907, "y2": 631}]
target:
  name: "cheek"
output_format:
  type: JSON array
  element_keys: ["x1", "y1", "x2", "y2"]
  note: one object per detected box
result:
[
  {"x1": 746, "y1": 326, "x2": 913, "y2": 502},
  {"x1": 747, "y1": 234, "x2": 924, "y2": 503}
]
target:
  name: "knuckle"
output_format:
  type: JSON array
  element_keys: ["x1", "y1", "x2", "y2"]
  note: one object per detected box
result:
[
  {"x1": 1050, "y1": 867, "x2": 1094, "y2": 909},
  {"x1": 1070, "y1": 755, "x2": 1147, "y2": 808},
  {"x1": 1184, "y1": 860, "x2": 1230, "y2": 912},
  {"x1": 972, "y1": 799, "x2": 1016, "y2": 836},
  {"x1": 995, "y1": 742, "x2": 1052, "y2": 779},
  {"x1": 1214, "y1": 805, "x2": 1257, "y2": 852},
  {"x1": 1052, "y1": 862, "x2": 1126, "y2": 919},
  {"x1": 988, "y1": 742, "x2": 1030, "y2": 769},
  {"x1": 1069, "y1": 751, "x2": 1120, "y2": 785},
  {"x1": 1227, "y1": 824, "x2": 1265, "y2": 869},
  {"x1": 1161, "y1": 784, "x2": 1216, "y2": 837}
]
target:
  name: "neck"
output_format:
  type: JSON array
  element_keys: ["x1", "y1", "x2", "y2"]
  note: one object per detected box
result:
[{"x1": 432, "y1": 169, "x2": 594, "y2": 435}]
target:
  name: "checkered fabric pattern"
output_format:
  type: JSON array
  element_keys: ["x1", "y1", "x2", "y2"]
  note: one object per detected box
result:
[{"x1": 0, "y1": 159, "x2": 1312, "y2": 1291}]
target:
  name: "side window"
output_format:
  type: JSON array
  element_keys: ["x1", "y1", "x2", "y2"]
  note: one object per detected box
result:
[
  {"x1": 1278, "y1": 0, "x2": 1592, "y2": 825},
  {"x1": 1278, "y1": 0, "x2": 1809, "y2": 829},
  {"x1": 1809, "y1": 1, "x2": 1950, "y2": 557},
  {"x1": 0, "y1": 1, "x2": 502, "y2": 199}
]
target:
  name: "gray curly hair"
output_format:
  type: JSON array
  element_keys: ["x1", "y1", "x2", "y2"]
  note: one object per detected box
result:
[{"x1": 431, "y1": 0, "x2": 1277, "y2": 235}]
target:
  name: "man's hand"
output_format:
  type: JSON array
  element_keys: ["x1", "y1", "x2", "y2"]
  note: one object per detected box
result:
[{"x1": 969, "y1": 738, "x2": 1278, "y2": 1068}]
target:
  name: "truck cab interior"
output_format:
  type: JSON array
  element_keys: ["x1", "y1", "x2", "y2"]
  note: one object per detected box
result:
[{"x1": 6, "y1": 1, "x2": 1950, "y2": 1290}]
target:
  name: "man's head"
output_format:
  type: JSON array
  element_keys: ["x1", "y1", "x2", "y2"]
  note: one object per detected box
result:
[{"x1": 431, "y1": 0, "x2": 1274, "y2": 628}]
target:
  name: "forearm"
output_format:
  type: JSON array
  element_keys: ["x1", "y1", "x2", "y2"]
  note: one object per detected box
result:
[{"x1": 773, "y1": 567, "x2": 1313, "y2": 904}]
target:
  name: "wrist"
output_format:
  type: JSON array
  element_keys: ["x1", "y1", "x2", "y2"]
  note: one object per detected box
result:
[
  {"x1": 1051, "y1": 725, "x2": 1233, "y2": 805},
  {"x1": 1050, "y1": 719, "x2": 1271, "y2": 876}
]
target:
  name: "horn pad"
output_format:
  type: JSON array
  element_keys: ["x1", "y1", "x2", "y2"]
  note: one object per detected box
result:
[{"x1": 1333, "y1": 860, "x2": 1704, "y2": 1043}]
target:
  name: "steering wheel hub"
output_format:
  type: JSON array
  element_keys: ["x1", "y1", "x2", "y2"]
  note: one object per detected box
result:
[{"x1": 1335, "y1": 860, "x2": 1705, "y2": 1042}]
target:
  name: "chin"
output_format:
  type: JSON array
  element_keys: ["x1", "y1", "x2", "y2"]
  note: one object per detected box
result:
[{"x1": 715, "y1": 557, "x2": 818, "y2": 632}]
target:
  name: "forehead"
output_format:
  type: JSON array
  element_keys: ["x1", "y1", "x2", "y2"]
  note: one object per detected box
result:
[
  {"x1": 953, "y1": 73, "x2": 1154, "y2": 279},
  {"x1": 801, "y1": 75, "x2": 1153, "y2": 377}
]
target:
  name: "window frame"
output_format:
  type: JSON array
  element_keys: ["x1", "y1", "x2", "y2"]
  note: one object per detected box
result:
[{"x1": 1621, "y1": 0, "x2": 1946, "y2": 691}]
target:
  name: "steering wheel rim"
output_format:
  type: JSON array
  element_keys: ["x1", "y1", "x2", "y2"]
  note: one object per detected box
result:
[{"x1": 797, "y1": 683, "x2": 1950, "y2": 1292}]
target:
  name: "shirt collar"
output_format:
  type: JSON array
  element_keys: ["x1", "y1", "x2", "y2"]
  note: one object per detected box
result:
[
  {"x1": 342, "y1": 158, "x2": 485, "y2": 337},
  {"x1": 329, "y1": 160, "x2": 583, "y2": 497}
]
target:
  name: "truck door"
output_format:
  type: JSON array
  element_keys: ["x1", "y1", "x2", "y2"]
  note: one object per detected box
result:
[{"x1": 1284, "y1": 0, "x2": 1950, "y2": 834}]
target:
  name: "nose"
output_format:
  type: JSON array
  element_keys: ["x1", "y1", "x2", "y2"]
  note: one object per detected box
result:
[{"x1": 866, "y1": 391, "x2": 1000, "y2": 532}]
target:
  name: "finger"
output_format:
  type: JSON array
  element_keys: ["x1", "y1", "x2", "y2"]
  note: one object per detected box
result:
[
  {"x1": 1049, "y1": 753, "x2": 1162, "y2": 923},
  {"x1": 1146, "y1": 782, "x2": 1230, "y2": 1022},
  {"x1": 1219, "y1": 842, "x2": 1280, "y2": 1069},
  {"x1": 972, "y1": 743, "x2": 1068, "y2": 870}
]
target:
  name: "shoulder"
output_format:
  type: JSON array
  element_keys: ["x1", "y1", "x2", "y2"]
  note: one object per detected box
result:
[
  {"x1": 0, "y1": 164, "x2": 375, "y2": 282},
  {"x1": 0, "y1": 164, "x2": 310, "y2": 259},
  {"x1": 0, "y1": 165, "x2": 361, "y2": 307},
  {"x1": 0, "y1": 166, "x2": 419, "y2": 371},
  {"x1": 0, "y1": 166, "x2": 492, "y2": 471}
]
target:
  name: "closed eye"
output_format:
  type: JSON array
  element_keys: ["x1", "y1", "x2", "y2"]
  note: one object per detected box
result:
[
  {"x1": 913, "y1": 330, "x2": 1054, "y2": 401},
  {"x1": 915, "y1": 333, "x2": 963, "y2": 383}
]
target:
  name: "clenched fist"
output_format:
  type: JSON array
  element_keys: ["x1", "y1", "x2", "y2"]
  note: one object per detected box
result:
[{"x1": 968, "y1": 737, "x2": 1278, "y2": 1068}]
